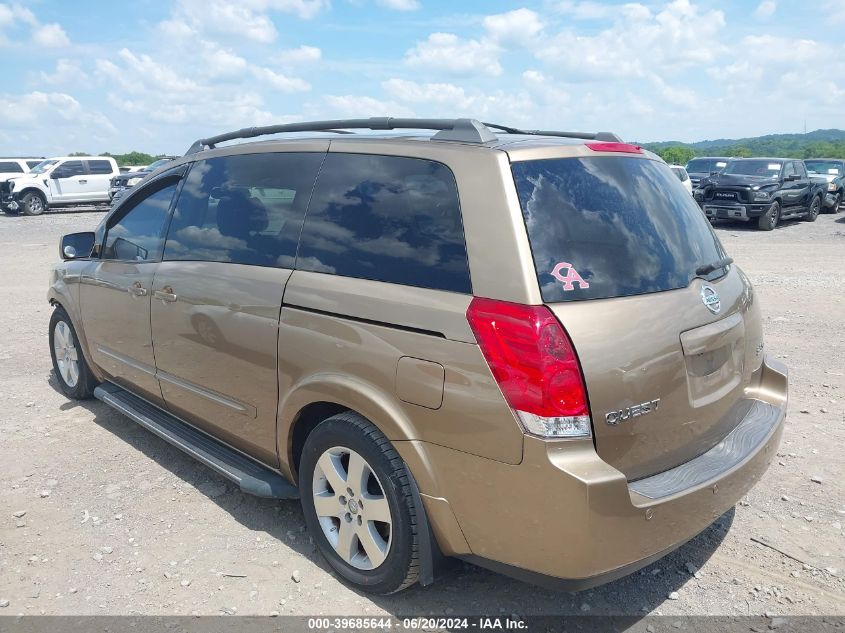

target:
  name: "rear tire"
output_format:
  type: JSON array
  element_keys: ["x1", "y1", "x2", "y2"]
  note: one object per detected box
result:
[
  {"x1": 757, "y1": 201, "x2": 780, "y2": 231},
  {"x1": 299, "y1": 412, "x2": 420, "y2": 594},
  {"x1": 21, "y1": 192, "x2": 47, "y2": 216},
  {"x1": 49, "y1": 306, "x2": 97, "y2": 399},
  {"x1": 803, "y1": 196, "x2": 821, "y2": 222}
]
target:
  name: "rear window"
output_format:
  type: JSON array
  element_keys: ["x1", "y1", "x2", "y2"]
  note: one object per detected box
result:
[
  {"x1": 297, "y1": 153, "x2": 470, "y2": 293},
  {"x1": 511, "y1": 156, "x2": 726, "y2": 303},
  {"x1": 87, "y1": 159, "x2": 114, "y2": 174},
  {"x1": 0, "y1": 161, "x2": 23, "y2": 173}
]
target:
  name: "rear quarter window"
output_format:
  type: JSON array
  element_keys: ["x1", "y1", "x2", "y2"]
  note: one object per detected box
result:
[
  {"x1": 297, "y1": 153, "x2": 471, "y2": 293},
  {"x1": 511, "y1": 156, "x2": 726, "y2": 303}
]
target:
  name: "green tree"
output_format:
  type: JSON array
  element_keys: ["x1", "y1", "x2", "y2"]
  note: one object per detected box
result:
[{"x1": 658, "y1": 145, "x2": 695, "y2": 165}]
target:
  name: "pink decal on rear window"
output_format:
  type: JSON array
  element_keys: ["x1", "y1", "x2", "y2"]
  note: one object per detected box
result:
[{"x1": 551, "y1": 262, "x2": 590, "y2": 291}]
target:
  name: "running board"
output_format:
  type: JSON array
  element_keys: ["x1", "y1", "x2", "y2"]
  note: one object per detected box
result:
[{"x1": 94, "y1": 383, "x2": 299, "y2": 499}]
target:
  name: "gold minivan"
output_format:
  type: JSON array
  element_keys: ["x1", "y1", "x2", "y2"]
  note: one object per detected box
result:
[{"x1": 48, "y1": 118, "x2": 787, "y2": 594}]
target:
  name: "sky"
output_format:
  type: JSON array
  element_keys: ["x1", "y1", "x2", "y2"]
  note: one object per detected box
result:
[{"x1": 1, "y1": 0, "x2": 844, "y2": 156}]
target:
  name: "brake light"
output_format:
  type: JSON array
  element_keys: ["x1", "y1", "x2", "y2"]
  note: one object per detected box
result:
[
  {"x1": 466, "y1": 297, "x2": 592, "y2": 438},
  {"x1": 586, "y1": 141, "x2": 643, "y2": 154}
]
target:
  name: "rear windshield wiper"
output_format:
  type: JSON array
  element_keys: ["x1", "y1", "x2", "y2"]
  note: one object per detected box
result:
[{"x1": 695, "y1": 257, "x2": 733, "y2": 277}]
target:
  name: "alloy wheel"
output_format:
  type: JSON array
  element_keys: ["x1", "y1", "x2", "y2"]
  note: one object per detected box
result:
[
  {"x1": 53, "y1": 320, "x2": 79, "y2": 388},
  {"x1": 312, "y1": 446, "x2": 392, "y2": 570}
]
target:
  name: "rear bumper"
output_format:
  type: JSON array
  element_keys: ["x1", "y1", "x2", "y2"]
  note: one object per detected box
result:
[{"x1": 401, "y1": 355, "x2": 787, "y2": 587}]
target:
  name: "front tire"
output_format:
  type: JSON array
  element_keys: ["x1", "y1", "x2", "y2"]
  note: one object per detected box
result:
[
  {"x1": 803, "y1": 196, "x2": 821, "y2": 222},
  {"x1": 828, "y1": 192, "x2": 842, "y2": 214},
  {"x1": 49, "y1": 306, "x2": 96, "y2": 399},
  {"x1": 299, "y1": 412, "x2": 420, "y2": 594},
  {"x1": 757, "y1": 200, "x2": 780, "y2": 231},
  {"x1": 21, "y1": 192, "x2": 47, "y2": 216}
]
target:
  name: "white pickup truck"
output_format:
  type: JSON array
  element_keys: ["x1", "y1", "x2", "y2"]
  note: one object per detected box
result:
[{"x1": 1, "y1": 156, "x2": 120, "y2": 215}]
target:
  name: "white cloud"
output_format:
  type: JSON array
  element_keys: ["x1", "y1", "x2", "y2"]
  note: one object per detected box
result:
[
  {"x1": 554, "y1": 1, "x2": 613, "y2": 20},
  {"x1": 250, "y1": 66, "x2": 311, "y2": 92},
  {"x1": 321, "y1": 94, "x2": 414, "y2": 118},
  {"x1": 0, "y1": 91, "x2": 115, "y2": 152},
  {"x1": 159, "y1": 0, "x2": 328, "y2": 43},
  {"x1": 405, "y1": 33, "x2": 502, "y2": 76},
  {"x1": 376, "y1": 0, "x2": 420, "y2": 11},
  {"x1": 537, "y1": 0, "x2": 726, "y2": 80},
  {"x1": 754, "y1": 1, "x2": 776, "y2": 18},
  {"x1": 32, "y1": 22, "x2": 70, "y2": 47},
  {"x1": 273, "y1": 45, "x2": 322, "y2": 65},
  {"x1": 483, "y1": 8, "x2": 543, "y2": 46},
  {"x1": 39, "y1": 59, "x2": 88, "y2": 84},
  {"x1": 201, "y1": 45, "x2": 249, "y2": 79}
]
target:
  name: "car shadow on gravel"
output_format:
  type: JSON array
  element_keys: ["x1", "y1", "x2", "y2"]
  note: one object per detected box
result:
[{"x1": 49, "y1": 370, "x2": 733, "y2": 617}]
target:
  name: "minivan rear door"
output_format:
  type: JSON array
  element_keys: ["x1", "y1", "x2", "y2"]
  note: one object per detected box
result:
[{"x1": 509, "y1": 153, "x2": 764, "y2": 480}]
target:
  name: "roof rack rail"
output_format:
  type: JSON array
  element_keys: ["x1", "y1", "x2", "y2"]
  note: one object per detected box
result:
[
  {"x1": 185, "y1": 117, "x2": 497, "y2": 154},
  {"x1": 483, "y1": 123, "x2": 622, "y2": 143}
]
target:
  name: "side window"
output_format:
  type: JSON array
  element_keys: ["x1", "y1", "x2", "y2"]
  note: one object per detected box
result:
[
  {"x1": 87, "y1": 160, "x2": 114, "y2": 175},
  {"x1": 794, "y1": 162, "x2": 807, "y2": 178},
  {"x1": 26, "y1": 161, "x2": 41, "y2": 170},
  {"x1": 164, "y1": 153, "x2": 323, "y2": 267},
  {"x1": 58, "y1": 160, "x2": 85, "y2": 177},
  {"x1": 102, "y1": 181, "x2": 178, "y2": 261},
  {"x1": 297, "y1": 153, "x2": 471, "y2": 293},
  {"x1": 782, "y1": 162, "x2": 796, "y2": 179},
  {"x1": 0, "y1": 161, "x2": 23, "y2": 173}
]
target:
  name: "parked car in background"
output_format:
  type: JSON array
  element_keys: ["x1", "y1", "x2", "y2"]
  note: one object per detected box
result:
[
  {"x1": 0, "y1": 157, "x2": 44, "y2": 182},
  {"x1": 1, "y1": 156, "x2": 119, "y2": 215},
  {"x1": 804, "y1": 158, "x2": 844, "y2": 213},
  {"x1": 695, "y1": 157, "x2": 825, "y2": 230},
  {"x1": 685, "y1": 156, "x2": 731, "y2": 188},
  {"x1": 109, "y1": 157, "x2": 176, "y2": 202},
  {"x1": 669, "y1": 164, "x2": 693, "y2": 194},
  {"x1": 119, "y1": 165, "x2": 148, "y2": 173},
  {"x1": 49, "y1": 117, "x2": 786, "y2": 595}
]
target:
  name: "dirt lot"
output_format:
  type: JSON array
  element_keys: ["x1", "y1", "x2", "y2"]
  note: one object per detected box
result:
[{"x1": 0, "y1": 209, "x2": 843, "y2": 617}]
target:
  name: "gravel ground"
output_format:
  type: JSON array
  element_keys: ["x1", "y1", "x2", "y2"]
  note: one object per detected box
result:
[{"x1": 0, "y1": 209, "x2": 843, "y2": 617}]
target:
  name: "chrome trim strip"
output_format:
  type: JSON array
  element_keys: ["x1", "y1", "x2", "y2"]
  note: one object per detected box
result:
[
  {"x1": 96, "y1": 345, "x2": 156, "y2": 376},
  {"x1": 156, "y1": 370, "x2": 257, "y2": 419}
]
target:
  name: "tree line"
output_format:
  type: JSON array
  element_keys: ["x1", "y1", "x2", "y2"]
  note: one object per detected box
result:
[
  {"x1": 69, "y1": 151, "x2": 171, "y2": 167},
  {"x1": 644, "y1": 137, "x2": 845, "y2": 165}
]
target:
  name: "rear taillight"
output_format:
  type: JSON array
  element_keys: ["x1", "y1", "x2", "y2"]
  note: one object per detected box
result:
[{"x1": 466, "y1": 297, "x2": 592, "y2": 439}]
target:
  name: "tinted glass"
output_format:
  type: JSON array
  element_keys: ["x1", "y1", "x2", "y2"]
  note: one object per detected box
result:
[
  {"x1": 87, "y1": 160, "x2": 113, "y2": 174},
  {"x1": 0, "y1": 161, "x2": 23, "y2": 173},
  {"x1": 298, "y1": 153, "x2": 470, "y2": 293},
  {"x1": 685, "y1": 159, "x2": 713, "y2": 173},
  {"x1": 164, "y1": 153, "x2": 323, "y2": 267},
  {"x1": 794, "y1": 161, "x2": 807, "y2": 178},
  {"x1": 805, "y1": 160, "x2": 842, "y2": 175},
  {"x1": 724, "y1": 160, "x2": 782, "y2": 177},
  {"x1": 58, "y1": 160, "x2": 85, "y2": 177},
  {"x1": 783, "y1": 162, "x2": 796, "y2": 178},
  {"x1": 511, "y1": 157, "x2": 726, "y2": 303},
  {"x1": 103, "y1": 182, "x2": 178, "y2": 261},
  {"x1": 26, "y1": 161, "x2": 41, "y2": 169}
]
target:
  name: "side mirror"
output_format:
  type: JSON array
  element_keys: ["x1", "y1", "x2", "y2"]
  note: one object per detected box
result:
[
  {"x1": 60, "y1": 232, "x2": 95, "y2": 260},
  {"x1": 785, "y1": 174, "x2": 800, "y2": 181}
]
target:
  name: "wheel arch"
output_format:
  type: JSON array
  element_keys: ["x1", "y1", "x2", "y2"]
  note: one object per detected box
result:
[
  {"x1": 18, "y1": 186, "x2": 48, "y2": 202},
  {"x1": 279, "y1": 375, "x2": 421, "y2": 484}
]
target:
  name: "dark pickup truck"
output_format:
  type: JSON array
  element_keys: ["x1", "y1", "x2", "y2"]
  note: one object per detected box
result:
[
  {"x1": 805, "y1": 158, "x2": 844, "y2": 213},
  {"x1": 694, "y1": 157, "x2": 826, "y2": 230}
]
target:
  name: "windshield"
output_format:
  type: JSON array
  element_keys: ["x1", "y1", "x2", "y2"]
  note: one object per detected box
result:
[
  {"x1": 723, "y1": 160, "x2": 782, "y2": 177},
  {"x1": 805, "y1": 160, "x2": 842, "y2": 176},
  {"x1": 511, "y1": 156, "x2": 726, "y2": 303},
  {"x1": 28, "y1": 159, "x2": 58, "y2": 174},
  {"x1": 146, "y1": 158, "x2": 172, "y2": 171}
]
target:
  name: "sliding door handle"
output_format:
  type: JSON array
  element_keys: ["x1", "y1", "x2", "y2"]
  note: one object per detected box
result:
[
  {"x1": 154, "y1": 286, "x2": 177, "y2": 303},
  {"x1": 127, "y1": 281, "x2": 148, "y2": 297}
]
